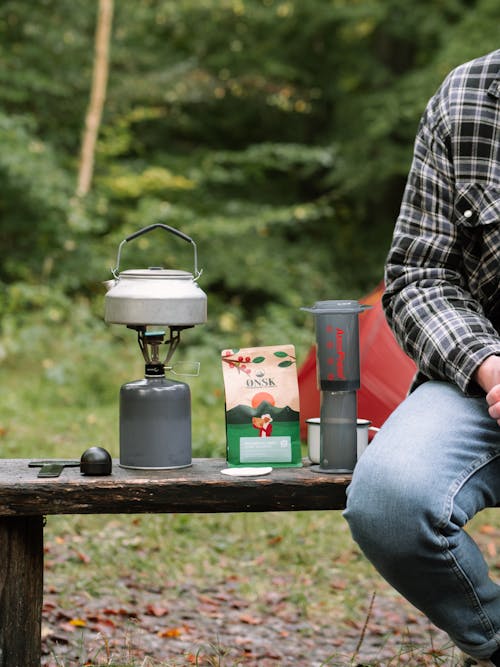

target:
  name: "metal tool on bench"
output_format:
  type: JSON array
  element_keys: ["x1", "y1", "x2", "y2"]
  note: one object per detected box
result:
[
  {"x1": 29, "y1": 459, "x2": 80, "y2": 477},
  {"x1": 29, "y1": 447, "x2": 113, "y2": 477},
  {"x1": 104, "y1": 223, "x2": 207, "y2": 470},
  {"x1": 302, "y1": 300, "x2": 370, "y2": 473}
]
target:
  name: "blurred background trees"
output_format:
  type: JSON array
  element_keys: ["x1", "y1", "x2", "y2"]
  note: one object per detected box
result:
[{"x1": 0, "y1": 0, "x2": 498, "y2": 356}]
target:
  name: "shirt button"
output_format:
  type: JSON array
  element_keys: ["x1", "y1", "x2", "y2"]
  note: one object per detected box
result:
[{"x1": 464, "y1": 209, "x2": 473, "y2": 218}]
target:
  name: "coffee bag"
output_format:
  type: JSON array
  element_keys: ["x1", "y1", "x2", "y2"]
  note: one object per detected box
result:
[{"x1": 221, "y1": 345, "x2": 302, "y2": 467}]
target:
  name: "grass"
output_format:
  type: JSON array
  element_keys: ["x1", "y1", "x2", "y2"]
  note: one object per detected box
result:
[
  {"x1": 40, "y1": 509, "x2": 495, "y2": 666},
  {"x1": 1, "y1": 316, "x2": 499, "y2": 666}
]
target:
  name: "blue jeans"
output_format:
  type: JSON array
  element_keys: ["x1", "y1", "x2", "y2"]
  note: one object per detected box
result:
[{"x1": 344, "y1": 381, "x2": 500, "y2": 660}]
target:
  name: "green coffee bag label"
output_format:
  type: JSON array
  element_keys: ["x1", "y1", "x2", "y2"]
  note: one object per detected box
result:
[
  {"x1": 240, "y1": 436, "x2": 292, "y2": 463},
  {"x1": 221, "y1": 345, "x2": 302, "y2": 467}
]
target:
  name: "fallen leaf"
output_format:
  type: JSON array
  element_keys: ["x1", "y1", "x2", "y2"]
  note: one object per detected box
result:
[
  {"x1": 103, "y1": 607, "x2": 138, "y2": 618},
  {"x1": 86, "y1": 614, "x2": 117, "y2": 628},
  {"x1": 480, "y1": 524, "x2": 497, "y2": 535},
  {"x1": 158, "y1": 626, "x2": 183, "y2": 638},
  {"x1": 186, "y1": 653, "x2": 203, "y2": 664},
  {"x1": 75, "y1": 551, "x2": 91, "y2": 564},
  {"x1": 239, "y1": 613, "x2": 262, "y2": 625},
  {"x1": 145, "y1": 603, "x2": 169, "y2": 617},
  {"x1": 197, "y1": 594, "x2": 221, "y2": 607},
  {"x1": 330, "y1": 638, "x2": 345, "y2": 647}
]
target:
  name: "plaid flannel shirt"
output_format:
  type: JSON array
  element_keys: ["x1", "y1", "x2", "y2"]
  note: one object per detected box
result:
[{"x1": 383, "y1": 50, "x2": 500, "y2": 395}]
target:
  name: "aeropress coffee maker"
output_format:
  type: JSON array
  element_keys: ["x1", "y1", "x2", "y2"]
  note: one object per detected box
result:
[{"x1": 301, "y1": 300, "x2": 370, "y2": 473}]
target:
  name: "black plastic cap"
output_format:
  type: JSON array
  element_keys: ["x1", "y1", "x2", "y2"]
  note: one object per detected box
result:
[{"x1": 80, "y1": 446, "x2": 112, "y2": 476}]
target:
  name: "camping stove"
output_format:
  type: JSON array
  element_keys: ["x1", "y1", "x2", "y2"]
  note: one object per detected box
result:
[{"x1": 104, "y1": 223, "x2": 207, "y2": 469}]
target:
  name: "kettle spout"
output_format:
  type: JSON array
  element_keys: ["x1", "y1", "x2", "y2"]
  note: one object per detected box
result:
[{"x1": 103, "y1": 279, "x2": 116, "y2": 292}]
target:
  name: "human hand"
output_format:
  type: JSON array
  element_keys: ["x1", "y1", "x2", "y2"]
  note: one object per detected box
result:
[
  {"x1": 486, "y1": 385, "x2": 500, "y2": 427},
  {"x1": 474, "y1": 355, "x2": 500, "y2": 427}
]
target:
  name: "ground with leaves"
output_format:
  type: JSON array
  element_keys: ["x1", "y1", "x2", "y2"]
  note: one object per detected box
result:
[
  {"x1": 41, "y1": 581, "x2": 451, "y2": 666},
  {"x1": 39, "y1": 512, "x2": 500, "y2": 667}
]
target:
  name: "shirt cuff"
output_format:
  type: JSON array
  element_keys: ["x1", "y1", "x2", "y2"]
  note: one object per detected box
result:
[{"x1": 455, "y1": 345, "x2": 500, "y2": 396}]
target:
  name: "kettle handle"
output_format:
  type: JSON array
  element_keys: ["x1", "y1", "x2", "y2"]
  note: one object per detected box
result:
[{"x1": 112, "y1": 223, "x2": 200, "y2": 279}]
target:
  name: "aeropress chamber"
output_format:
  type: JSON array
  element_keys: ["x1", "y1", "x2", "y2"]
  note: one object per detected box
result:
[{"x1": 301, "y1": 300, "x2": 370, "y2": 473}]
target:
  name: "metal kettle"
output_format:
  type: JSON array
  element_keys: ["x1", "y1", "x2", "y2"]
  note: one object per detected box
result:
[{"x1": 104, "y1": 223, "x2": 207, "y2": 327}]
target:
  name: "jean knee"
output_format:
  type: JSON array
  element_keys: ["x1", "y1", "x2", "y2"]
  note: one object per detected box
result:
[
  {"x1": 344, "y1": 453, "x2": 432, "y2": 560},
  {"x1": 344, "y1": 461, "x2": 385, "y2": 549}
]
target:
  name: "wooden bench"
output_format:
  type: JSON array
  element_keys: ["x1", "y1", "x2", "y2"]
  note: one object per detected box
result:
[{"x1": 0, "y1": 457, "x2": 350, "y2": 666}]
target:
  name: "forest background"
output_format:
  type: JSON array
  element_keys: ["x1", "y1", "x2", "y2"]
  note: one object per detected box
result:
[
  {"x1": 2, "y1": 2, "x2": 500, "y2": 665},
  {"x1": 2, "y1": 0, "x2": 500, "y2": 388}
]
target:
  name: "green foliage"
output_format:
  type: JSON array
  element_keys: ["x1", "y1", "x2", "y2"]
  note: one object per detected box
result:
[
  {"x1": 0, "y1": 0, "x2": 497, "y2": 351},
  {"x1": 0, "y1": 0, "x2": 96, "y2": 150},
  {"x1": 0, "y1": 113, "x2": 69, "y2": 278}
]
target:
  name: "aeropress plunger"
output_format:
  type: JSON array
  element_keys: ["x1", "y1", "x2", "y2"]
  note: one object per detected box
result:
[{"x1": 301, "y1": 300, "x2": 370, "y2": 473}]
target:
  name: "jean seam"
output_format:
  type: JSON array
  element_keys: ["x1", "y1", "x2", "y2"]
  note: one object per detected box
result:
[
  {"x1": 436, "y1": 527, "x2": 497, "y2": 638},
  {"x1": 437, "y1": 449, "x2": 500, "y2": 530},
  {"x1": 434, "y1": 449, "x2": 500, "y2": 639}
]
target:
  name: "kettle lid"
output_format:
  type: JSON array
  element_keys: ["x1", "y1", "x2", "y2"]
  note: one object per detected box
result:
[{"x1": 118, "y1": 268, "x2": 194, "y2": 280}]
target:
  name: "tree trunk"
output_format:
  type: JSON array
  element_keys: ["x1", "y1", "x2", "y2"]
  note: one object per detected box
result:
[{"x1": 76, "y1": 0, "x2": 114, "y2": 197}]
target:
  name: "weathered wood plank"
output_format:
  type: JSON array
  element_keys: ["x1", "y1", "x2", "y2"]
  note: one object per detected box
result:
[
  {"x1": 0, "y1": 458, "x2": 350, "y2": 516},
  {"x1": 0, "y1": 516, "x2": 43, "y2": 667}
]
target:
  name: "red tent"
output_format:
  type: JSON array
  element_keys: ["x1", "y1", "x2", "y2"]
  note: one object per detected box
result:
[{"x1": 298, "y1": 283, "x2": 416, "y2": 439}]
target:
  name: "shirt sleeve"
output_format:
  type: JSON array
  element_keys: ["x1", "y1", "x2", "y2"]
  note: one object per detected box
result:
[{"x1": 383, "y1": 89, "x2": 500, "y2": 395}]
